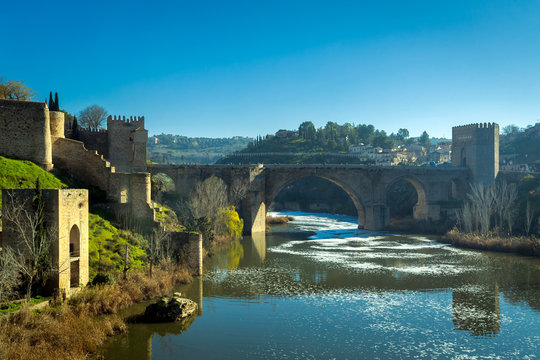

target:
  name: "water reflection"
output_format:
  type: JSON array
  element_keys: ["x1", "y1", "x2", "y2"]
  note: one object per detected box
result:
[
  {"x1": 103, "y1": 212, "x2": 540, "y2": 359},
  {"x1": 452, "y1": 284, "x2": 500, "y2": 336}
]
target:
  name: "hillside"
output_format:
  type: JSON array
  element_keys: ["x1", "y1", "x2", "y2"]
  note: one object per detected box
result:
[
  {"x1": 148, "y1": 134, "x2": 254, "y2": 164},
  {"x1": 0, "y1": 156, "x2": 66, "y2": 208},
  {"x1": 217, "y1": 121, "x2": 433, "y2": 165},
  {"x1": 500, "y1": 123, "x2": 540, "y2": 171}
]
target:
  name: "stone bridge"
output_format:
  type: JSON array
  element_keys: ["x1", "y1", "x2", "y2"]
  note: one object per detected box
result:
[{"x1": 148, "y1": 164, "x2": 471, "y2": 234}]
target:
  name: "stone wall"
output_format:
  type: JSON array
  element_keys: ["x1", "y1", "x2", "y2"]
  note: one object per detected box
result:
[
  {"x1": 52, "y1": 137, "x2": 155, "y2": 223},
  {"x1": 77, "y1": 129, "x2": 109, "y2": 158},
  {"x1": 170, "y1": 232, "x2": 203, "y2": 275},
  {"x1": 0, "y1": 99, "x2": 53, "y2": 170}
]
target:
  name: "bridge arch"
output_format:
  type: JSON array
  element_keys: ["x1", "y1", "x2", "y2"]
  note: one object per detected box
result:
[
  {"x1": 265, "y1": 172, "x2": 366, "y2": 228},
  {"x1": 385, "y1": 175, "x2": 429, "y2": 221}
]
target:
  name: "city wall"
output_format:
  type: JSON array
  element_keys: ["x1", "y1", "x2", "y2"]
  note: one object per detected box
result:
[{"x1": 0, "y1": 99, "x2": 53, "y2": 170}]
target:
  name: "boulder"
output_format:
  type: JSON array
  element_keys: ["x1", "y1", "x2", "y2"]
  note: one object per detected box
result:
[{"x1": 143, "y1": 293, "x2": 198, "y2": 323}]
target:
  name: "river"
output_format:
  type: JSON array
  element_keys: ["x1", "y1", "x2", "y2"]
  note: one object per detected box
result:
[{"x1": 101, "y1": 211, "x2": 540, "y2": 359}]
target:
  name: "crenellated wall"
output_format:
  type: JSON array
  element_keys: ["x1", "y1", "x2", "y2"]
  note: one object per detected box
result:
[
  {"x1": 52, "y1": 137, "x2": 154, "y2": 224},
  {"x1": 0, "y1": 99, "x2": 53, "y2": 170},
  {"x1": 107, "y1": 115, "x2": 148, "y2": 172}
]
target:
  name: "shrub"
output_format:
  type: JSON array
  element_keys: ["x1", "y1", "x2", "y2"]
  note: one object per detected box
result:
[{"x1": 214, "y1": 206, "x2": 244, "y2": 240}]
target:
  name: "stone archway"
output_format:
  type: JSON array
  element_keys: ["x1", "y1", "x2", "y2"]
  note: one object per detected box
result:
[
  {"x1": 385, "y1": 176, "x2": 429, "y2": 221},
  {"x1": 266, "y1": 173, "x2": 367, "y2": 229}
]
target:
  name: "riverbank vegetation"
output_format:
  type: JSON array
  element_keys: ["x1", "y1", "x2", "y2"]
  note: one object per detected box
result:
[
  {"x1": 266, "y1": 215, "x2": 295, "y2": 224},
  {"x1": 446, "y1": 175, "x2": 540, "y2": 255},
  {"x1": 0, "y1": 265, "x2": 191, "y2": 360},
  {"x1": 154, "y1": 175, "x2": 244, "y2": 251}
]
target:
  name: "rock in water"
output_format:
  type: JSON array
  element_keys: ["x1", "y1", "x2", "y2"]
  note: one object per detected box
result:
[{"x1": 144, "y1": 293, "x2": 198, "y2": 322}]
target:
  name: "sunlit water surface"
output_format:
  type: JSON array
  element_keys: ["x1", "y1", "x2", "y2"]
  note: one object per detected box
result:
[{"x1": 102, "y1": 212, "x2": 540, "y2": 359}]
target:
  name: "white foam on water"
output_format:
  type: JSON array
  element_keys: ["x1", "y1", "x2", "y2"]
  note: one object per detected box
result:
[{"x1": 267, "y1": 211, "x2": 479, "y2": 275}]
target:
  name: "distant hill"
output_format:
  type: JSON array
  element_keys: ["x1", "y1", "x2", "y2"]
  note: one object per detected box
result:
[
  {"x1": 217, "y1": 121, "x2": 433, "y2": 165},
  {"x1": 500, "y1": 123, "x2": 540, "y2": 171},
  {"x1": 148, "y1": 134, "x2": 254, "y2": 164}
]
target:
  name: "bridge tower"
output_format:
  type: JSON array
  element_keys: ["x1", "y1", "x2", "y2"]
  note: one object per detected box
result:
[{"x1": 451, "y1": 123, "x2": 499, "y2": 184}]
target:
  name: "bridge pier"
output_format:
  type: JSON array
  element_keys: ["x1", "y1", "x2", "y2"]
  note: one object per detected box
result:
[
  {"x1": 413, "y1": 203, "x2": 441, "y2": 222},
  {"x1": 364, "y1": 204, "x2": 389, "y2": 230}
]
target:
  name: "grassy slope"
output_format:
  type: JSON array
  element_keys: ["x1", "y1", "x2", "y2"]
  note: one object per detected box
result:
[
  {"x1": 0, "y1": 156, "x2": 66, "y2": 207},
  {"x1": 88, "y1": 214, "x2": 147, "y2": 280}
]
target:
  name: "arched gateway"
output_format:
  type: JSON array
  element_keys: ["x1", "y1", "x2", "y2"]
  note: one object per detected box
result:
[{"x1": 148, "y1": 164, "x2": 471, "y2": 234}]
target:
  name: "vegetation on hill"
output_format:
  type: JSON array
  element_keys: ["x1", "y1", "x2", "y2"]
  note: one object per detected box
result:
[
  {"x1": 0, "y1": 156, "x2": 66, "y2": 208},
  {"x1": 217, "y1": 121, "x2": 440, "y2": 164},
  {"x1": 88, "y1": 214, "x2": 147, "y2": 280},
  {"x1": 148, "y1": 134, "x2": 253, "y2": 164},
  {"x1": 500, "y1": 123, "x2": 540, "y2": 169}
]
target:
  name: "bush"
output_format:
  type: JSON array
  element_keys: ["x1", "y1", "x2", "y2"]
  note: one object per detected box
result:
[
  {"x1": 91, "y1": 273, "x2": 114, "y2": 286},
  {"x1": 214, "y1": 206, "x2": 244, "y2": 240}
]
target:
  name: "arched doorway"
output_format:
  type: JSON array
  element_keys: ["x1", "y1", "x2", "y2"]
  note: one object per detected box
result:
[{"x1": 69, "y1": 225, "x2": 80, "y2": 288}]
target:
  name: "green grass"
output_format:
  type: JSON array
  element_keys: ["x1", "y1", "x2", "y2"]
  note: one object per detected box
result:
[
  {"x1": 88, "y1": 213, "x2": 147, "y2": 280},
  {"x1": 0, "y1": 156, "x2": 66, "y2": 208},
  {"x1": 0, "y1": 296, "x2": 50, "y2": 315}
]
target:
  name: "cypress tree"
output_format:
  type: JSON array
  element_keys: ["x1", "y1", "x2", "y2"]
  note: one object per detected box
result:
[
  {"x1": 54, "y1": 92, "x2": 59, "y2": 111},
  {"x1": 72, "y1": 117, "x2": 80, "y2": 140},
  {"x1": 49, "y1": 92, "x2": 54, "y2": 109}
]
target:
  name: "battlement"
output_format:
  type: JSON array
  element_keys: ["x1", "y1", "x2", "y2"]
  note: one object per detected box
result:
[
  {"x1": 107, "y1": 115, "x2": 145, "y2": 127},
  {"x1": 453, "y1": 122, "x2": 498, "y2": 130}
]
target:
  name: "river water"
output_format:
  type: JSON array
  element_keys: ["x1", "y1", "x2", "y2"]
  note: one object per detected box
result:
[{"x1": 102, "y1": 211, "x2": 540, "y2": 359}]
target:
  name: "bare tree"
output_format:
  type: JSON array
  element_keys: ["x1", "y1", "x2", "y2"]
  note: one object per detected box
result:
[
  {"x1": 230, "y1": 180, "x2": 248, "y2": 207},
  {"x1": 78, "y1": 104, "x2": 108, "y2": 130},
  {"x1": 0, "y1": 77, "x2": 36, "y2": 100},
  {"x1": 188, "y1": 176, "x2": 228, "y2": 220},
  {"x1": 145, "y1": 227, "x2": 170, "y2": 277},
  {"x1": 0, "y1": 247, "x2": 21, "y2": 302},
  {"x1": 457, "y1": 181, "x2": 518, "y2": 235},
  {"x1": 525, "y1": 199, "x2": 535, "y2": 236},
  {"x1": 1, "y1": 190, "x2": 53, "y2": 299}
]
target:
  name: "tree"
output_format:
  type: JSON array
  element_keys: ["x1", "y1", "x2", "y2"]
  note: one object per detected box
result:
[
  {"x1": 0, "y1": 77, "x2": 36, "y2": 100},
  {"x1": 0, "y1": 247, "x2": 21, "y2": 302},
  {"x1": 298, "y1": 121, "x2": 316, "y2": 141},
  {"x1": 145, "y1": 228, "x2": 171, "y2": 277},
  {"x1": 502, "y1": 124, "x2": 520, "y2": 136},
  {"x1": 78, "y1": 105, "x2": 108, "y2": 130},
  {"x1": 418, "y1": 131, "x2": 430, "y2": 149},
  {"x1": 1, "y1": 189, "x2": 54, "y2": 299},
  {"x1": 396, "y1": 128, "x2": 410, "y2": 141}
]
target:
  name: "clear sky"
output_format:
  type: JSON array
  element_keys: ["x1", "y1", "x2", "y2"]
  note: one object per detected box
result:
[{"x1": 2, "y1": 0, "x2": 540, "y2": 138}]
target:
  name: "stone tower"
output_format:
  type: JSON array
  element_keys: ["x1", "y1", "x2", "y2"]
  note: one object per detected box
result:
[
  {"x1": 1, "y1": 188, "x2": 89, "y2": 292},
  {"x1": 452, "y1": 123, "x2": 499, "y2": 184},
  {"x1": 107, "y1": 115, "x2": 148, "y2": 172}
]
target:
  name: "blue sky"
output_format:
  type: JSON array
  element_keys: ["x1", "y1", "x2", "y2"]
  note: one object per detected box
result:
[{"x1": 2, "y1": 0, "x2": 540, "y2": 138}]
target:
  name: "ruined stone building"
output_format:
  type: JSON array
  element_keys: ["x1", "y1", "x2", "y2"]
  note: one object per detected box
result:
[{"x1": 1, "y1": 189, "x2": 89, "y2": 292}]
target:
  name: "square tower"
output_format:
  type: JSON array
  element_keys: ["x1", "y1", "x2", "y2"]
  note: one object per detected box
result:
[
  {"x1": 1, "y1": 189, "x2": 89, "y2": 292},
  {"x1": 452, "y1": 123, "x2": 499, "y2": 184}
]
